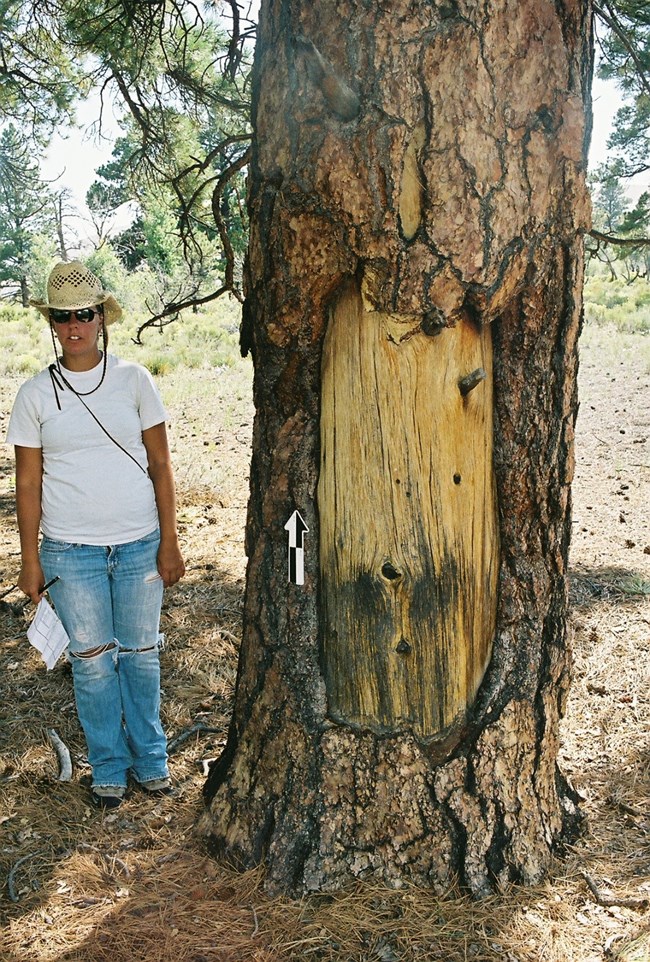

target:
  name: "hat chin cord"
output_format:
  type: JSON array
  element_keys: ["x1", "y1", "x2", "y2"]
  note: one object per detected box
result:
[{"x1": 48, "y1": 320, "x2": 108, "y2": 410}]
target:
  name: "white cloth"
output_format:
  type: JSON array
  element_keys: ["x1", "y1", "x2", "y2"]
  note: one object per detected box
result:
[{"x1": 6, "y1": 354, "x2": 167, "y2": 545}]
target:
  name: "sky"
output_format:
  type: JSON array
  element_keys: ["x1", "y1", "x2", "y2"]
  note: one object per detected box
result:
[
  {"x1": 589, "y1": 75, "x2": 622, "y2": 170},
  {"x1": 42, "y1": 73, "x2": 635, "y2": 248},
  {"x1": 43, "y1": 92, "x2": 129, "y2": 245}
]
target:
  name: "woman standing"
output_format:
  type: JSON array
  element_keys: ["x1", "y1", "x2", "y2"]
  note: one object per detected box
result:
[{"x1": 7, "y1": 261, "x2": 185, "y2": 809}]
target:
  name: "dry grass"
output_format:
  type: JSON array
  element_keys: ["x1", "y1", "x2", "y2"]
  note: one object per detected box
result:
[{"x1": 1, "y1": 332, "x2": 649, "y2": 961}]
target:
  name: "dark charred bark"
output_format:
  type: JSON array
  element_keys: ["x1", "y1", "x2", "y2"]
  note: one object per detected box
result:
[{"x1": 201, "y1": 0, "x2": 593, "y2": 896}]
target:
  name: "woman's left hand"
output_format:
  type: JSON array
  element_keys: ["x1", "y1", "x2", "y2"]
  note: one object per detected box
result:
[
  {"x1": 157, "y1": 540, "x2": 186, "y2": 587},
  {"x1": 142, "y1": 424, "x2": 186, "y2": 588}
]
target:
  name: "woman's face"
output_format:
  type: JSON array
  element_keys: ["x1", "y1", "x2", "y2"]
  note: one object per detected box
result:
[{"x1": 51, "y1": 306, "x2": 103, "y2": 362}]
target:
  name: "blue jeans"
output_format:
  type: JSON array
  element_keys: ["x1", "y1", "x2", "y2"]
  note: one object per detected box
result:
[{"x1": 40, "y1": 530, "x2": 168, "y2": 790}]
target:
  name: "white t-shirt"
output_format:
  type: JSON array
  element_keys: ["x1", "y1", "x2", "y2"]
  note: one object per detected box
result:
[{"x1": 6, "y1": 354, "x2": 167, "y2": 545}]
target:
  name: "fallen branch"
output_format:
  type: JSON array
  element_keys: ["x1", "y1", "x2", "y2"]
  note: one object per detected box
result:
[
  {"x1": 47, "y1": 728, "x2": 73, "y2": 781},
  {"x1": 167, "y1": 722, "x2": 221, "y2": 755},
  {"x1": 7, "y1": 852, "x2": 45, "y2": 903},
  {"x1": 197, "y1": 757, "x2": 218, "y2": 776},
  {"x1": 583, "y1": 871, "x2": 649, "y2": 910},
  {"x1": 0, "y1": 584, "x2": 30, "y2": 616}
]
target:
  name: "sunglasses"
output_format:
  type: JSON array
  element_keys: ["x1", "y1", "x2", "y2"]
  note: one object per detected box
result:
[{"x1": 50, "y1": 308, "x2": 102, "y2": 324}]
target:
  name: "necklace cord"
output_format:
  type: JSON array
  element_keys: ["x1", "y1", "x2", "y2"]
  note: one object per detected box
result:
[{"x1": 47, "y1": 352, "x2": 148, "y2": 477}]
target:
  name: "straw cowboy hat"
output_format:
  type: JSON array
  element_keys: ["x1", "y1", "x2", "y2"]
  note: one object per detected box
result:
[{"x1": 30, "y1": 261, "x2": 123, "y2": 325}]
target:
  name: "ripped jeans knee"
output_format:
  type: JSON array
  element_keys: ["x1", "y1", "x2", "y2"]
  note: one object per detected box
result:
[
  {"x1": 69, "y1": 641, "x2": 158, "y2": 665},
  {"x1": 71, "y1": 641, "x2": 118, "y2": 660},
  {"x1": 69, "y1": 639, "x2": 158, "y2": 662}
]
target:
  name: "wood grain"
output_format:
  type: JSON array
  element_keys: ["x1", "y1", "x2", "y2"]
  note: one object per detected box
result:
[{"x1": 319, "y1": 282, "x2": 499, "y2": 739}]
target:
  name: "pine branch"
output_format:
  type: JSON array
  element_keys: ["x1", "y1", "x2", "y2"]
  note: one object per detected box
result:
[
  {"x1": 588, "y1": 227, "x2": 650, "y2": 247},
  {"x1": 133, "y1": 286, "x2": 231, "y2": 344},
  {"x1": 593, "y1": 2, "x2": 650, "y2": 97},
  {"x1": 211, "y1": 146, "x2": 252, "y2": 294}
]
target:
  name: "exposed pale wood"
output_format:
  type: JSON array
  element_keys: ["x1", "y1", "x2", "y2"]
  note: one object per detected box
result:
[
  {"x1": 398, "y1": 122, "x2": 426, "y2": 240},
  {"x1": 319, "y1": 283, "x2": 498, "y2": 740}
]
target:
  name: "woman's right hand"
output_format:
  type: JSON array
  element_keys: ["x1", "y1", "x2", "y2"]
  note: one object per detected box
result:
[{"x1": 18, "y1": 560, "x2": 46, "y2": 605}]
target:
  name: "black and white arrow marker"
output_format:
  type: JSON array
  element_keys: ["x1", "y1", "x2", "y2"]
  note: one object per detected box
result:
[{"x1": 284, "y1": 510, "x2": 309, "y2": 585}]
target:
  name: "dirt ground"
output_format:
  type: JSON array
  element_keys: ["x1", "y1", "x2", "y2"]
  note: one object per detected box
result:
[{"x1": 0, "y1": 327, "x2": 648, "y2": 962}]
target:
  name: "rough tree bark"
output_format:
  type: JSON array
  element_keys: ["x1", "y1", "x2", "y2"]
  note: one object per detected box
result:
[{"x1": 200, "y1": 0, "x2": 593, "y2": 896}]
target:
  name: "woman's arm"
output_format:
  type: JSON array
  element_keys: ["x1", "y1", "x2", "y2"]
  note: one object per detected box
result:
[
  {"x1": 142, "y1": 422, "x2": 185, "y2": 587},
  {"x1": 15, "y1": 445, "x2": 45, "y2": 603}
]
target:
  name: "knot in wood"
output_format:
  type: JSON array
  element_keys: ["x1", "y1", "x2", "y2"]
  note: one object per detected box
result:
[
  {"x1": 421, "y1": 309, "x2": 447, "y2": 337},
  {"x1": 396, "y1": 638, "x2": 412, "y2": 655}
]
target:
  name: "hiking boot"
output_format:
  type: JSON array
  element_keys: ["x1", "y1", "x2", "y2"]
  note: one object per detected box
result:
[
  {"x1": 91, "y1": 785, "x2": 126, "y2": 809},
  {"x1": 137, "y1": 777, "x2": 172, "y2": 796}
]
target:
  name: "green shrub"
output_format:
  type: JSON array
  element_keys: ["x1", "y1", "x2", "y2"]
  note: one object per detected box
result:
[
  {"x1": 603, "y1": 290, "x2": 627, "y2": 308},
  {"x1": 145, "y1": 356, "x2": 175, "y2": 376},
  {"x1": 14, "y1": 354, "x2": 42, "y2": 376},
  {"x1": 634, "y1": 289, "x2": 650, "y2": 310},
  {"x1": 584, "y1": 261, "x2": 650, "y2": 334}
]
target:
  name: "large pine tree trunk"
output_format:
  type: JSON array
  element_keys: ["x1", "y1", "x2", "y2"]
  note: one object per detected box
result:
[{"x1": 200, "y1": 0, "x2": 593, "y2": 896}]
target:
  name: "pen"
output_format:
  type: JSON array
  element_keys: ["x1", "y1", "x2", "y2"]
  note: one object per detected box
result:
[{"x1": 40, "y1": 576, "x2": 60, "y2": 593}]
